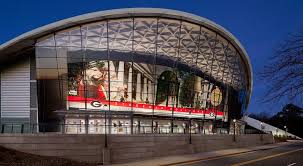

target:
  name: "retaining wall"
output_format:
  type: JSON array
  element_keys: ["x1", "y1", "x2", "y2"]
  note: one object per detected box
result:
[
  {"x1": 0, "y1": 134, "x2": 274, "y2": 164},
  {"x1": 0, "y1": 134, "x2": 104, "y2": 163}
]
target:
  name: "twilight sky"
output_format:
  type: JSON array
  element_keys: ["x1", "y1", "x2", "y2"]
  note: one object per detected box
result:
[{"x1": 1, "y1": 0, "x2": 303, "y2": 116}]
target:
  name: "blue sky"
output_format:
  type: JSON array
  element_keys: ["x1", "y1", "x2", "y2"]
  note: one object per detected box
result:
[{"x1": 1, "y1": 0, "x2": 303, "y2": 115}]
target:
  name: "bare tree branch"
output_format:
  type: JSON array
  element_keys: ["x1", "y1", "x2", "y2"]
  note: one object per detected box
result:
[{"x1": 259, "y1": 30, "x2": 303, "y2": 103}]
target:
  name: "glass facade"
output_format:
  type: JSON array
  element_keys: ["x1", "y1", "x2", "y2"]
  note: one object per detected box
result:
[{"x1": 34, "y1": 17, "x2": 249, "y2": 134}]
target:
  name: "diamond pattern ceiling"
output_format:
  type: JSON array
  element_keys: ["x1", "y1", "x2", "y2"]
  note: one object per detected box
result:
[{"x1": 36, "y1": 17, "x2": 248, "y2": 90}]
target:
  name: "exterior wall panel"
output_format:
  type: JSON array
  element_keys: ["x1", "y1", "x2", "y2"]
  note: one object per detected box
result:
[{"x1": 1, "y1": 61, "x2": 30, "y2": 118}]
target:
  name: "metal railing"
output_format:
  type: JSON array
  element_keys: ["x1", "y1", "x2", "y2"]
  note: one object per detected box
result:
[{"x1": 0, "y1": 123, "x2": 232, "y2": 135}]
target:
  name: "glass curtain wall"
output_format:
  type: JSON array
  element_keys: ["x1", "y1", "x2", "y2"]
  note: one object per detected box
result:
[{"x1": 35, "y1": 17, "x2": 248, "y2": 133}]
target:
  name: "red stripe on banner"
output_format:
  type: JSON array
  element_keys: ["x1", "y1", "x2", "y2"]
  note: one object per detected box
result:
[{"x1": 67, "y1": 96, "x2": 223, "y2": 116}]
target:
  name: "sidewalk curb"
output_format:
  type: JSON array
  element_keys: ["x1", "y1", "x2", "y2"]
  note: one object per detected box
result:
[
  {"x1": 108, "y1": 142, "x2": 296, "y2": 166},
  {"x1": 159, "y1": 143, "x2": 292, "y2": 166}
]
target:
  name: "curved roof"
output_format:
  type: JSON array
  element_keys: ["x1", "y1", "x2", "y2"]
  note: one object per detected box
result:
[{"x1": 0, "y1": 8, "x2": 253, "y2": 106}]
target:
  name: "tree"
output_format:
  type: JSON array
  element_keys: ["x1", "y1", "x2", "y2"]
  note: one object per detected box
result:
[
  {"x1": 156, "y1": 71, "x2": 179, "y2": 105},
  {"x1": 260, "y1": 31, "x2": 303, "y2": 102},
  {"x1": 269, "y1": 104, "x2": 303, "y2": 138},
  {"x1": 179, "y1": 73, "x2": 195, "y2": 107},
  {"x1": 249, "y1": 104, "x2": 303, "y2": 138}
]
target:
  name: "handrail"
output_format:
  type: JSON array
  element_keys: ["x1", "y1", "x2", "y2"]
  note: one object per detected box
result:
[{"x1": 0, "y1": 123, "x2": 231, "y2": 135}]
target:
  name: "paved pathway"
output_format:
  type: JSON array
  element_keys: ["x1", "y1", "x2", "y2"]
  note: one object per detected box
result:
[{"x1": 109, "y1": 141, "x2": 301, "y2": 166}]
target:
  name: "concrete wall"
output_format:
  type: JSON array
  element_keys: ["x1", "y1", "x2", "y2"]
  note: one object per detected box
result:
[
  {"x1": 192, "y1": 134, "x2": 273, "y2": 153},
  {"x1": 0, "y1": 134, "x2": 274, "y2": 164},
  {"x1": 0, "y1": 134, "x2": 104, "y2": 163},
  {"x1": 109, "y1": 134, "x2": 274, "y2": 163}
]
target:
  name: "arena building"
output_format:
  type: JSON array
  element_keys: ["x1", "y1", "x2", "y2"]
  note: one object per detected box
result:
[{"x1": 0, "y1": 8, "x2": 252, "y2": 134}]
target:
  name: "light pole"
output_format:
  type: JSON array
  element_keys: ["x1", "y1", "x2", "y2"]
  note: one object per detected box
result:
[
  {"x1": 189, "y1": 117, "x2": 192, "y2": 144},
  {"x1": 285, "y1": 109, "x2": 289, "y2": 139},
  {"x1": 284, "y1": 125, "x2": 287, "y2": 138},
  {"x1": 233, "y1": 119, "x2": 236, "y2": 142},
  {"x1": 104, "y1": 111, "x2": 108, "y2": 148},
  {"x1": 260, "y1": 122, "x2": 264, "y2": 141}
]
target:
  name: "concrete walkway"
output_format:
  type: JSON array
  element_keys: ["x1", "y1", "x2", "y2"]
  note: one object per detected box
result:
[{"x1": 109, "y1": 141, "x2": 298, "y2": 166}]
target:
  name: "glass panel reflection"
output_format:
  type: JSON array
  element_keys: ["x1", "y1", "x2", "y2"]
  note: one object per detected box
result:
[{"x1": 35, "y1": 16, "x2": 249, "y2": 133}]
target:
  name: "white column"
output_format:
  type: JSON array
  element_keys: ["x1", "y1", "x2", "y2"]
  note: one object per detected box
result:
[
  {"x1": 117, "y1": 61, "x2": 124, "y2": 100},
  {"x1": 127, "y1": 67, "x2": 132, "y2": 101},
  {"x1": 136, "y1": 73, "x2": 141, "y2": 102},
  {"x1": 117, "y1": 61, "x2": 124, "y2": 82},
  {"x1": 223, "y1": 88, "x2": 229, "y2": 122},
  {"x1": 148, "y1": 80, "x2": 153, "y2": 103},
  {"x1": 143, "y1": 77, "x2": 148, "y2": 102},
  {"x1": 201, "y1": 80, "x2": 209, "y2": 108}
]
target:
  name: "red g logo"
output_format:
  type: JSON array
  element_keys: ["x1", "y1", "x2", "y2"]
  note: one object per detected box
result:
[{"x1": 91, "y1": 101, "x2": 102, "y2": 107}]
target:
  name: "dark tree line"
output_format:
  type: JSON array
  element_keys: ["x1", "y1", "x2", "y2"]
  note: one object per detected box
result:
[{"x1": 250, "y1": 104, "x2": 303, "y2": 138}]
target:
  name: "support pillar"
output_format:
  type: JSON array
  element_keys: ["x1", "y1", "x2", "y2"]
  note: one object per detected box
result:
[
  {"x1": 117, "y1": 61, "x2": 124, "y2": 81},
  {"x1": 127, "y1": 67, "x2": 132, "y2": 101},
  {"x1": 201, "y1": 81, "x2": 208, "y2": 108},
  {"x1": 171, "y1": 119, "x2": 174, "y2": 134},
  {"x1": 109, "y1": 61, "x2": 117, "y2": 99},
  {"x1": 108, "y1": 114, "x2": 112, "y2": 135},
  {"x1": 143, "y1": 77, "x2": 148, "y2": 102},
  {"x1": 85, "y1": 115, "x2": 89, "y2": 134},
  {"x1": 130, "y1": 114, "x2": 133, "y2": 134},
  {"x1": 148, "y1": 80, "x2": 153, "y2": 103},
  {"x1": 136, "y1": 73, "x2": 141, "y2": 101},
  {"x1": 117, "y1": 62, "x2": 124, "y2": 99},
  {"x1": 154, "y1": 83, "x2": 157, "y2": 105}
]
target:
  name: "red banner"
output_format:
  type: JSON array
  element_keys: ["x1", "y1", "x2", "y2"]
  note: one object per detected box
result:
[{"x1": 68, "y1": 96, "x2": 223, "y2": 117}]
